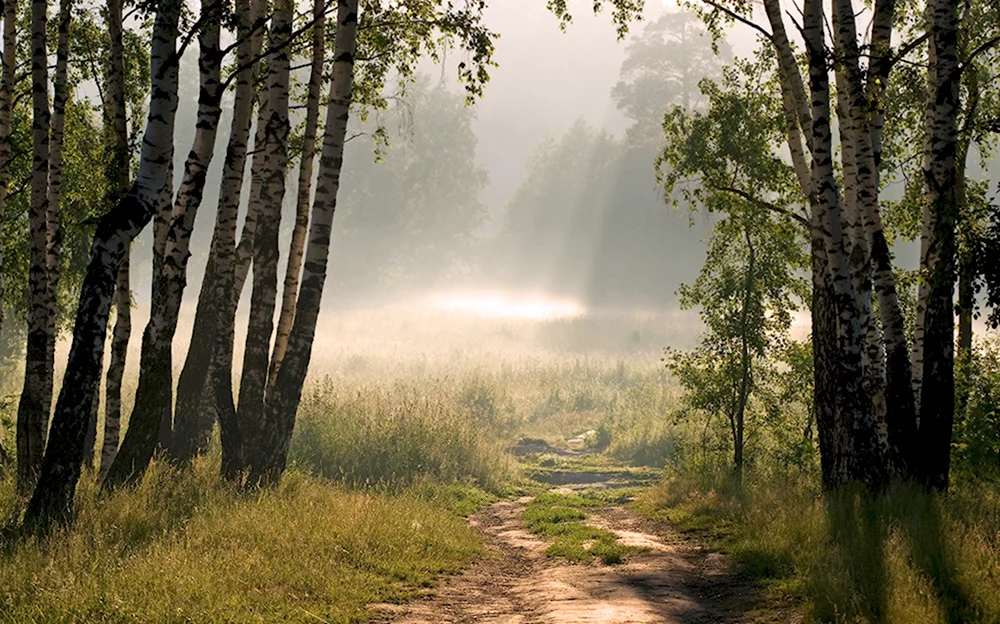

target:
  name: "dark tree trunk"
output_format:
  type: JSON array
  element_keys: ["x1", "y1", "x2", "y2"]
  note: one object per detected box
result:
[
  {"x1": 913, "y1": 0, "x2": 960, "y2": 491},
  {"x1": 0, "y1": 0, "x2": 17, "y2": 345},
  {"x1": 17, "y1": 0, "x2": 52, "y2": 497},
  {"x1": 106, "y1": 7, "x2": 225, "y2": 489}
]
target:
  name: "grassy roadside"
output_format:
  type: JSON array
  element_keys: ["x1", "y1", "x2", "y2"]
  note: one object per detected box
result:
[
  {"x1": 0, "y1": 461, "x2": 490, "y2": 623},
  {"x1": 634, "y1": 468, "x2": 1000, "y2": 623}
]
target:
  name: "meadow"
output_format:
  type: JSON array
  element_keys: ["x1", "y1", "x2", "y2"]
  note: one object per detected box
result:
[{"x1": 1, "y1": 305, "x2": 999, "y2": 622}]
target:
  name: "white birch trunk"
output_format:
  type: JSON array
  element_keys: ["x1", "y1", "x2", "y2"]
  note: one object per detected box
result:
[
  {"x1": 24, "y1": 0, "x2": 181, "y2": 529},
  {"x1": 106, "y1": 5, "x2": 225, "y2": 488},
  {"x1": 267, "y1": 0, "x2": 326, "y2": 393},
  {"x1": 239, "y1": 0, "x2": 292, "y2": 462},
  {"x1": 251, "y1": 0, "x2": 360, "y2": 486}
]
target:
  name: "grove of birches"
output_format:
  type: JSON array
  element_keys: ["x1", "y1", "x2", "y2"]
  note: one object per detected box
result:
[{"x1": 0, "y1": 0, "x2": 999, "y2": 618}]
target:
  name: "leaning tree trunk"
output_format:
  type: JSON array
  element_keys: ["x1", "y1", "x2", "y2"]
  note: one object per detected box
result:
[
  {"x1": 101, "y1": 258, "x2": 130, "y2": 475},
  {"x1": 100, "y1": 0, "x2": 131, "y2": 477},
  {"x1": 105, "y1": 8, "x2": 224, "y2": 489},
  {"x1": 16, "y1": 0, "x2": 52, "y2": 497},
  {"x1": 249, "y1": 0, "x2": 360, "y2": 486},
  {"x1": 267, "y1": 0, "x2": 326, "y2": 394},
  {"x1": 23, "y1": 0, "x2": 182, "y2": 531},
  {"x1": 913, "y1": 0, "x2": 960, "y2": 491},
  {"x1": 171, "y1": 0, "x2": 264, "y2": 465},
  {"x1": 239, "y1": 0, "x2": 292, "y2": 472},
  {"x1": 0, "y1": 0, "x2": 16, "y2": 343}
]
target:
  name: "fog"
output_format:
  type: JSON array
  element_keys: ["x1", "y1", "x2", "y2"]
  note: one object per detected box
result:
[{"x1": 93, "y1": 1, "x2": 815, "y2": 374}]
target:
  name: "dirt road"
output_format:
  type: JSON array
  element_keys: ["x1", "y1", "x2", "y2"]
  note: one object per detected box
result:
[{"x1": 374, "y1": 480, "x2": 780, "y2": 624}]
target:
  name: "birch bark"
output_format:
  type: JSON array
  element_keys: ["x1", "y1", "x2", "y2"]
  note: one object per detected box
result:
[
  {"x1": 17, "y1": 0, "x2": 52, "y2": 496},
  {"x1": 101, "y1": 0, "x2": 131, "y2": 477},
  {"x1": 239, "y1": 0, "x2": 292, "y2": 469},
  {"x1": 172, "y1": 0, "x2": 264, "y2": 465},
  {"x1": 803, "y1": 0, "x2": 885, "y2": 488},
  {"x1": 106, "y1": 5, "x2": 225, "y2": 488},
  {"x1": 23, "y1": 0, "x2": 182, "y2": 530},
  {"x1": 267, "y1": 0, "x2": 326, "y2": 394},
  {"x1": 913, "y1": 0, "x2": 960, "y2": 490},
  {"x1": 250, "y1": 0, "x2": 359, "y2": 486}
]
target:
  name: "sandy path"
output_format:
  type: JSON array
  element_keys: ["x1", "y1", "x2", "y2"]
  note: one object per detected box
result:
[{"x1": 373, "y1": 492, "x2": 776, "y2": 624}]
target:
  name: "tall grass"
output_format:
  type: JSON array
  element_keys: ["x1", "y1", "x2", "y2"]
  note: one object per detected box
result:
[
  {"x1": 0, "y1": 459, "x2": 481, "y2": 623},
  {"x1": 289, "y1": 378, "x2": 518, "y2": 491},
  {"x1": 637, "y1": 466, "x2": 1000, "y2": 623}
]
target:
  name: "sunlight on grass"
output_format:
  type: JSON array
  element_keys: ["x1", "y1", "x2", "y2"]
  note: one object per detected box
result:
[
  {"x1": 0, "y1": 460, "x2": 481, "y2": 623},
  {"x1": 523, "y1": 492, "x2": 635, "y2": 565},
  {"x1": 636, "y1": 468, "x2": 1000, "y2": 623}
]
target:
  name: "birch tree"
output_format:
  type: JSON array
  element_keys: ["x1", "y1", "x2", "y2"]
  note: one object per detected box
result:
[
  {"x1": 23, "y1": 0, "x2": 182, "y2": 531},
  {"x1": 675, "y1": 0, "x2": 970, "y2": 488},
  {"x1": 237, "y1": 0, "x2": 292, "y2": 473},
  {"x1": 0, "y1": 0, "x2": 16, "y2": 345},
  {"x1": 171, "y1": 0, "x2": 264, "y2": 466},
  {"x1": 16, "y1": 0, "x2": 53, "y2": 496},
  {"x1": 247, "y1": 0, "x2": 360, "y2": 486},
  {"x1": 268, "y1": 0, "x2": 326, "y2": 393},
  {"x1": 101, "y1": 0, "x2": 131, "y2": 477},
  {"x1": 105, "y1": 0, "x2": 226, "y2": 489}
]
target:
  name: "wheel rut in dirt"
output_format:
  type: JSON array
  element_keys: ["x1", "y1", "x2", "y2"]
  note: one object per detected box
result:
[{"x1": 374, "y1": 477, "x2": 771, "y2": 623}]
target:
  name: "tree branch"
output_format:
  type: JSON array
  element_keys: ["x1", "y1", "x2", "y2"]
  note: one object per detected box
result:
[
  {"x1": 698, "y1": 0, "x2": 774, "y2": 42},
  {"x1": 711, "y1": 183, "x2": 810, "y2": 228}
]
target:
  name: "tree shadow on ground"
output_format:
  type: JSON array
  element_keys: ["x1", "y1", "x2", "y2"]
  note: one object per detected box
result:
[{"x1": 816, "y1": 484, "x2": 984, "y2": 624}]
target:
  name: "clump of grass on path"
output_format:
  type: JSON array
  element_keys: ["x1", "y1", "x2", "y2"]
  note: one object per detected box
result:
[
  {"x1": 523, "y1": 492, "x2": 634, "y2": 565},
  {"x1": 0, "y1": 459, "x2": 481, "y2": 623}
]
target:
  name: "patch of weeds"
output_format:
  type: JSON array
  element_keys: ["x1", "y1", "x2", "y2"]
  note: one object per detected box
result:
[
  {"x1": 523, "y1": 491, "x2": 636, "y2": 565},
  {"x1": 418, "y1": 481, "x2": 497, "y2": 517}
]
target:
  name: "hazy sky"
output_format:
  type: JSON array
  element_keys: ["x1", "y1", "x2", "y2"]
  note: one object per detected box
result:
[{"x1": 464, "y1": 1, "x2": 759, "y2": 218}]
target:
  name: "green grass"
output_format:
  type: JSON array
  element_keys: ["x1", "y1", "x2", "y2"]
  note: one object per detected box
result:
[
  {"x1": 0, "y1": 460, "x2": 482, "y2": 623},
  {"x1": 636, "y1": 467, "x2": 1000, "y2": 623},
  {"x1": 289, "y1": 378, "x2": 519, "y2": 492},
  {"x1": 523, "y1": 492, "x2": 635, "y2": 565}
]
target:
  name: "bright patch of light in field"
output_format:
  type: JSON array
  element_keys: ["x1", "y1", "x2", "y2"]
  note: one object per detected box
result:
[{"x1": 433, "y1": 292, "x2": 586, "y2": 320}]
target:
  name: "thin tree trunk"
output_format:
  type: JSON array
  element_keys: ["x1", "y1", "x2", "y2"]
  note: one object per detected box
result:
[
  {"x1": 0, "y1": 0, "x2": 17, "y2": 343},
  {"x1": 45, "y1": 0, "x2": 72, "y2": 427},
  {"x1": 101, "y1": 257, "x2": 130, "y2": 476},
  {"x1": 100, "y1": 0, "x2": 131, "y2": 478},
  {"x1": 733, "y1": 224, "x2": 755, "y2": 487},
  {"x1": 239, "y1": 0, "x2": 292, "y2": 471},
  {"x1": 172, "y1": 0, "x2": 264, "y2": 464},
  {"x1": 913, "y1": 0, "x2": 960, "y2": 491},
  {"x1": 106, "y1": 6, "x2": 225, "y2": 489},
  {"x1": 23, "y1": 0, "x2": 182, "y2": 531},
  {"x1": 249, "y1": 0, "x2": 359, "y2": 486},
  {"x1": 17, "y1": 0, "x2": 52, "y2": 497},
  {"x1": 82, "y1": 386, "x2": 99, "y2": 468},
  {"x1": 268, "y1": 0, "x2": 326, "y2": 394}
]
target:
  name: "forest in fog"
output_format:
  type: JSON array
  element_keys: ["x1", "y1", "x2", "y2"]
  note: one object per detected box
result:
[{"x1": 0, "y1": 0, "x2": 999, "y2": 621}]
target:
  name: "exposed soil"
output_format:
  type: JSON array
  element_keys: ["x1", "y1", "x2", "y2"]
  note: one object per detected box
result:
[{"x1": 373, "y1": 472, "x2": 791, "y2": 624}]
